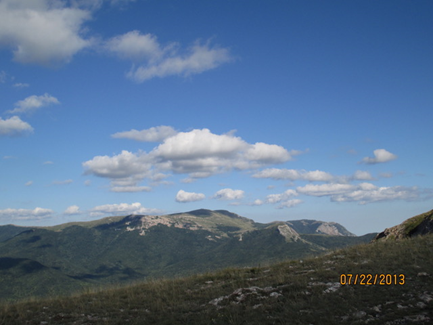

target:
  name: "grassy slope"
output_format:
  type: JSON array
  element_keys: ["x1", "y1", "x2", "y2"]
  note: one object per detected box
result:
[{"x1": 1, "y1": 234, "x2": 432, "y2": 325}]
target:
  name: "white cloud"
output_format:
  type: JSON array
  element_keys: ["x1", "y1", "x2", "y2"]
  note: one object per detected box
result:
[
  {"x1": 153, "y1": 128, "x2": 293, "y2": 177},
  {"x1": 361, "y1": 149, "x2": 397, "y2": 164},
  {"x1": 110, "y1": 186, "x2": 151, "y2": 192},
  {"x1": 0, "y1": 116, "x2": 33, "y2": 136},
  {"x1": 266, "y1": 189, "x2": 298, "y2": 203},
  {"x1": 0, "y1": 207, "x2": 54, "y2": 221},
  {"x1": 251, "y1": 199, "x2": 264, "y2": 206},
  {"x1": 25, "y1": 181, "x2": 33, "y2": 186},
  {"x1": 84, "y1": 180, "x2": 91, "y2": 186},
  {"x1": 64, "y1": 205, "x2": 81, "y2": 215},
  {"x1": 89, "y1": 202, "x2": 159, "y2": 217},
  {"x1": 7, "y1": 93, "x2": 60, "y2": 115},
  {"x1": 84, "y1": 128, "x2": 294, "y2": 187},
  {"x1": 105, "y1": 30, "x2": 163, "y2": 61},
  {"x1": 244, "y1": 142, "x2": 291, "y2": 164},
  {"x1": 83, "y1": 150, "x2": 151, "y2": 179},
  {"x1": 213, "y1": 188, "x2": 244, "y2": 200},
  {"x1": 253, "y1": 168, "x2": 333, "y2": 182},
  {"x1": 331, "y1": 183, "x2": 421, "y2": 205},
  {"x1": 112, "y1": 126, "x2": 177, "y2": 142},
  {"x1": 0, "y1": 0, "x2": 92, "y2": 65},
  {"x1": 52, "y1": 179, "x2": 73, "y2": 185},
  {"x1": 296, "y1": 183, "x2": 355, "y2": 196},
  {"x1": 175, "y1": 190, "x2": 205, "y2": 203},
  {"x1": 277, "y1": 199, "x2": 303, "y2": 209},
  {"x1": 296, "y1": 182, "x2": 425, "y2": 205}
]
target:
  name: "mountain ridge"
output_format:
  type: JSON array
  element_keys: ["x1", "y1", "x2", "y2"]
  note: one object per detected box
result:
[{"x1": 0, "y1": 209, "x2": 374, "y2": 302}]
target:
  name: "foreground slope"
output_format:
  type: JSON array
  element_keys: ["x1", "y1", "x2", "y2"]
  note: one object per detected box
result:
[
  {"x1": 1, "y1": 233, "x2": 431, "y2": 325},
  {"x1": 375, "y1": 209, "x2": 433, "y2": 241}
]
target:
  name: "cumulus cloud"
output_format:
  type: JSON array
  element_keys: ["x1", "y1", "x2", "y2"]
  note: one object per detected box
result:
[
  {"x1": 84, "y1": 128, "x2": 295, "y2": 188},
  {"x1": 104, "y1": 30, "x2": 232, "y2": 82},
  {"x1": 64, "y1": 205, "x2": 82, "y2": 215},
  {"x1": 25, "y1": 181, "x2": 33, "y2": 186},
  {"x1": 90, "y1": 202, "x2": 159, "y2": 217},
  {"x1": 361, "y1": 149, "x2": 397, "y2": 164},
  {"x1": 352, "y1": 170, "x2": 374, "y2": 180},
  {"x1": 0, "y1": 207, "x2": 54, "y2": 221},
  {"x1": 83, "y1": 150, "x2": 150, "y2": 179},
  {"x1": 153, "y1": 128, "x2": 292, "y2": 177},
  {"x1": 213, "y1": 188, "x2": 244, "y2": 200},
  {"x1": 0, "y1": 116, "x2": 34, "y2": 136},
  {"x1": 7, "y1": 93, "x2": 60, "y2": 115},
  {"x1": 111, "y1": 126, "x2": 177, "y2": 142},
  {"x1": 175, "y1": 190, "x2": 206, "y2": 203},
  {"x1": 0, "y1": 0, "x2": 92, "y2": 65}
]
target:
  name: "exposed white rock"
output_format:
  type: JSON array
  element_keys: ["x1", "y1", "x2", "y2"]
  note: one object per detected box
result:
[{"x1": 277, "y1": 224, "x2": 301, "y2": 242}]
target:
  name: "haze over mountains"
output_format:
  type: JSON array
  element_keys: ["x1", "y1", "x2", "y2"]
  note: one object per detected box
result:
[{"x1": 0, "y1": 209, "x2": 374, "y2": 302}]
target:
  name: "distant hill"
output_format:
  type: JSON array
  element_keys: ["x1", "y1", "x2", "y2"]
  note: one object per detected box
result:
[
  {"x1": 374, "y1": 209, "x2": 433, "y2": 241},
  {"x1": 0, "y1": 209, "x2": 374, "y2": 302}
]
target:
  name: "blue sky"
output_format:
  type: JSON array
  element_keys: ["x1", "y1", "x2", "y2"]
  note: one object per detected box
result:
[{"x1": 1, "y1": 0, "x2": 432, "y2": 235}]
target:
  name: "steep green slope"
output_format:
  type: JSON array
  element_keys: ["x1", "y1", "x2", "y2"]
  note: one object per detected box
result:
[{"x1": 375, "y1": 209, "x2": 433, "y2": 241}]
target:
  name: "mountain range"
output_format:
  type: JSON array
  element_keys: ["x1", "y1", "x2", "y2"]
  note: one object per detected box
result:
[{"x1": 0, "y1": 209, "x2": 375, "y2": 301}]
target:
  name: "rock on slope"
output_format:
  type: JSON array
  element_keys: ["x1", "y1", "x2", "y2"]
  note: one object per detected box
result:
[{"x1": 374, "y1": 209, "x2": 433, "y2": 241}]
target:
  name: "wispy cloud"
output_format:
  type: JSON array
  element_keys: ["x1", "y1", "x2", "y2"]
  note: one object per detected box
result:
[
  {"x1": 7, "y1": 93, "x2": 60, "y2": 115},
  {"x1": 112, "y1": 126, "x2": 177, "y2": 142},
  {"x1": 13, "y1": 83, "x2": 29, "y2": 88},
  {"x1": 105, "y1": 30, "x2": 233, "y2": 82}
]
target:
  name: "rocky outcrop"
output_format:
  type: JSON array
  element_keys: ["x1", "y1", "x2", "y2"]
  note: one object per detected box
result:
[
  {"x1": 286, "y1": 220, "x2": 355, "y2": 236},
  {"x1": 374, "y1": 209, "x2": 433, "y2": 241}
]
